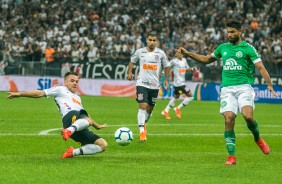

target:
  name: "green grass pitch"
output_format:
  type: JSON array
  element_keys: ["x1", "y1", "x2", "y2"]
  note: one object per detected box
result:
[{"x1": 1, "y1": 92, "x2": 281, "y2": 184}]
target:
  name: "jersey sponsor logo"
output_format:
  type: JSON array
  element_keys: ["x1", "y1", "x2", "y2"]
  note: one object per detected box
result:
[
  {"x1": 223, "y1": 59, "x2": 242, "y2": 70},
  {"x1": 178, "y1": 68, "x2": 186, "y2": 73},
  {"x1": 236, "y1": 51, "x2": 243, "y2": 58},
  {"x1": 72, "y1": 98, "x2": 81, "y2": 105},
  {"x1": 143, "y1": 64, "x2": 157, "y2": 70}
]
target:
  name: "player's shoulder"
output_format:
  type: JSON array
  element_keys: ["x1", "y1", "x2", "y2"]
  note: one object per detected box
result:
[
  {"x1": 154, "y1": 47, "x2": 166, "y2": 54},
  {"x1": 136, "y1": 47, "x2": 147, "y2": 53},
  {"x1": 218, "y1": 42, "x2": 231, "y2": 48}
]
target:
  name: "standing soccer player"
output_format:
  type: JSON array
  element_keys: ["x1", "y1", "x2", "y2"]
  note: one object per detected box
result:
[
  {"x1": 7, "y1": 72, "x2": 108, "y2": 158},
  {"x1": 127, "y1": 31, "x2": 170, "y2": 141},
  {"x1": 161, "y1": 49, "x2": 197, "y2": 120},
  {"x1": 179, "y1": 21, "x2": 277, "y2": 165}
]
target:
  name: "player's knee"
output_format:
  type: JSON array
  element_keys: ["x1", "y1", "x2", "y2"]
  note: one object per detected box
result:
[
  {"x1": 97, "y1": 138, "x2": 108, "y2": 151},
  {"x1": 242, "y1": 114, "x2": 254, "y2": 123},
  {"x1": 224, "y1": 112, "x2": 236, "y2": 124}
]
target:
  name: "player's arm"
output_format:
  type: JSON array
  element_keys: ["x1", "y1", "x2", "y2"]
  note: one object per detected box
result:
[
  {"x1": 84, "y1": 117, "x2": 107, "y2": 130},
  {"x1": 178, "y1": 47, "x2": 216, "y2": 64},
  {"x1": 127, "y1": 61, "x2": 134, "y2": 80},
  {"x1": 187, "y1": 67, "x2": 197, "y2": 72},
  {"x1": 7, "y1": 90, "x2": 46, "y2": 99},
  {"x1": 163, "y1": 66, "x2": 170, "y2": 89},
  {"x1": 255, "y1": 61, "x2": 277, "y2": 96}
]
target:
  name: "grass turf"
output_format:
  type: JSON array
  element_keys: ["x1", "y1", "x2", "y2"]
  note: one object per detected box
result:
[{"x1": 0, "y1": 92, "x2": 281, "y2": 184}]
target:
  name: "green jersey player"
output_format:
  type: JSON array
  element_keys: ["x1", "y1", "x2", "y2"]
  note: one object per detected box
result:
[{"x1": 179, "y1": 21, "x2": 277, "y2": 165}]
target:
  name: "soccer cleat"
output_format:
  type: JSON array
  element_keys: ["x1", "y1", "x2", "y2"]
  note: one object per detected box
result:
[
  {"x1": 224, "y1": 156, "x2": 236, "y2": 165},
  {"x1": 140, "y1": 131, "x2": 147, "y2": 141},
  {"x1": 161, "y1": 110, "x2": 171, "y2": 120},
  {"x1": 61, "y1": 129, "x2": 72, "y2": 141},
  {"x1": 256, "y1": 138, "x2": 270, "y2": 154},
  {"x1": 174, "y1": 107, "x2": 181, "y2": 119},
  {"x1": 62, "y1": 147, "x2": 74, "y2": 158}
]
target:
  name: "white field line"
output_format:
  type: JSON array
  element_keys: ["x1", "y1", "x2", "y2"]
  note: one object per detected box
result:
[
  {"x1": 1, "y1": 133, "x2": 282, "y2": 137},
  {"x1": 0, "y1": 123, "x2": 280, "y2": 136}
]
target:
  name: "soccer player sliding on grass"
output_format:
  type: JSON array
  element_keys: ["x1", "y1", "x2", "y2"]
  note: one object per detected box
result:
[
  {"x1": 178, "y1": 21, "x2": 277, "y2": 165},
  {"x1": 7, "y1": 72, "x2": 108, "y2": 158}
]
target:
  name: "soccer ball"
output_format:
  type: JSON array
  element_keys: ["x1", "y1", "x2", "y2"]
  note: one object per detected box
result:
[{"x1": 114, "y1": 127, "x2": 133, "y2": 146}]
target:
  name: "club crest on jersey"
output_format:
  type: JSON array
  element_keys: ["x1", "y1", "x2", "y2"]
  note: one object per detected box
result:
[
  {"x1": 137, "y1": 93, "x2": 144, "y2": 101},
  {"x1": 154, "y1": 55, "x2": 159, "y2": 61},
  {"x1": 236, "y1": 51, "x2": 243, "y2": 58}
]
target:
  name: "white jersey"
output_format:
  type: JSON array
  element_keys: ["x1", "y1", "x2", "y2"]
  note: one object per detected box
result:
[
  {"x1": 131, "y1": 47, "x2": 169, "y2": 89},
  {"x1": 44, "y1": 86, "x2": 84, "y2": 117},
  {"x1": 169, "y1": 57, "x2": 190, "y2": 87}
]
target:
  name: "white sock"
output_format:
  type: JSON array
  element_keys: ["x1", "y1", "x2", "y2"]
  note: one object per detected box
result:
[
  {"x1": 73, "y1": 144, "x2": 102, "y2": 155},
  {"x1": 67, "y1": 119, "x2": 90, "y2": 133},
  {"x1": 178, "y1": 97, "x2": 193, "y2": 109},
  {"x1": 165, "y1": 97, "x2": 176, "y2": 112},
  {"x1": 138, "y1": 109, "x2": 146, "y2": 132}
]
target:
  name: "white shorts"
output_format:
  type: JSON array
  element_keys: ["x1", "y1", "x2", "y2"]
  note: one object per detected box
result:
[{"x1": 220, "y1": 84, "x2": 255, "y2": 115}]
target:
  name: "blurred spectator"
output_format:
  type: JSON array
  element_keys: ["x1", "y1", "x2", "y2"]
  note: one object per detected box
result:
[
  {"x1": 0, "y1": 61, "x2": 8, "y2": 75},
  {"x1": 192, "y1": 68, "x2": 203, "y2": 82},
  {"x1": 61, "y1": 62, "x2": 72, "y2": 77},
  {"x1": 87, "y1": 45, "x2": 100, "y2": 62},
  {"x1": 45, "y1": 45, "x2": 55, "y2": 67},
  {"x1": 0, "y1": 0, "x2": 281, "y2": 79},
  {"x1": 33, "y1": 45, "x2": 43, "y2": 62}
]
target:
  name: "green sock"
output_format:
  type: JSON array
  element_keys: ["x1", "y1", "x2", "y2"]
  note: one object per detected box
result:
[
  {"x1": 247, "y1": 120, "x2": 260, "y2": 142},
  {"x1": 224, "y1": 131, "x2": 236, "y2": 156}
]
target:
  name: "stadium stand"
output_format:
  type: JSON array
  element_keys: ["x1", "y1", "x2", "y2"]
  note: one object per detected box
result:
[{"x1": 0, "y1": 0, "x2": 281, "y2": 81}]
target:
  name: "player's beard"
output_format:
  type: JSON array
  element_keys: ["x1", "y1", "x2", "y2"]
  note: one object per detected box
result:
[
  {"x1": 147, "y1": 44, "x2": 155, "y2": 51},
  {"x1": 228, "y1": 36, "x2": 239, "y2": 44}
]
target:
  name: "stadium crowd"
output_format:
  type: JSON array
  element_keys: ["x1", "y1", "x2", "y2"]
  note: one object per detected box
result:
[{"x1": 0, "y1": 0, "x2": 281, "y2": 79}]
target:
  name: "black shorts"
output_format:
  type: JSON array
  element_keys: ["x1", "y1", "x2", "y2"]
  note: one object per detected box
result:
[
  {"x1": 62, "y1": 110, "x2": 101, "y2": 146},
  {"x1": 174, "y1": 85, "x2": 190, "y2": 96},
  {"x1": 136, "y1": 86, "x2": 159, "y2": 106}
]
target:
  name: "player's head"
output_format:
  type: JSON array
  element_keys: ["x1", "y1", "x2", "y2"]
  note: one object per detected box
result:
[
  {"x1": 64, "y1": 72, "x2": 79, "y2": 93},
  {"x1": 226, "y1": 21, "x2": 242, "y2": 44},
  {"x1": 175, "y1": 47, "x2": 183, "y2": 59},
  {"x1": 146, "y1": 31, "x2": 158, "y2": 50}
]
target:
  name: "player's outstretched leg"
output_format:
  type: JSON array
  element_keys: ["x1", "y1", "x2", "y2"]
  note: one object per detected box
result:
[
  {"x1": 247, "y1": 120, "x2": 270, "y2": 154},
  {"x1": 62, "y1": 147, "x2": 74, "y2": 158},
  {"x1": 62, "y1": 139, "x2": 107, "y2": 158},
  {"x1": 61, "y1": 119, "x2": 90, "y2": 141}
]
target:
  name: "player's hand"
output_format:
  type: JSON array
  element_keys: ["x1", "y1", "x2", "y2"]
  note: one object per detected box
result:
[
  {"x1": 268, "y1": 86, "x2": 277, "y2": 96},
  {"x1": 7, "y1": 92, "x2": 20, "y2": 99},
  {"x1": 176, "y1": 47, "x2": 188, "y2": 55},
  {"x1": 95, "y1": 123, "x2": 108, "y2": 130},
  {"x1": 164, "y1": 80, "x2": 169, "y2": 90},
  {"x1": 127, "y1": 73, "x2": 133, "y2": 81}
]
